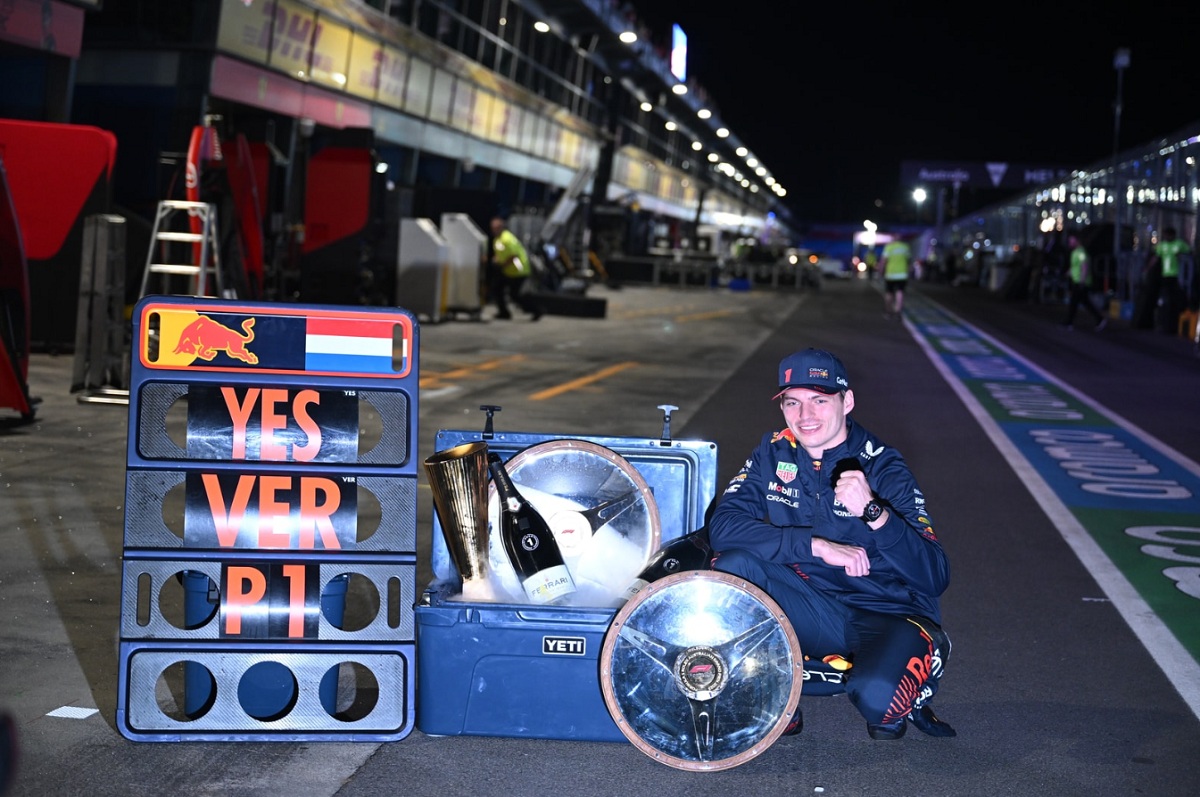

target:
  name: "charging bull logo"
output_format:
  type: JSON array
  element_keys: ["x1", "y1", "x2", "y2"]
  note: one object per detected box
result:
[{"x1": 174, "y1": 315, "x2": 259, "y2": 364}]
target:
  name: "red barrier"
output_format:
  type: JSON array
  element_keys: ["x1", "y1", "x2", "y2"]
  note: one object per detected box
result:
[
  {"x1": 0, "y1": 157, "x2": 33, "y2": 419},
  {"x1": 0, "y1": 119, "x2": 118, "y2": 352},
  {"x1": 186, "y1": 124, "x2": 267, "y2": 298},
  {"x1": 303, "y1": 146, "x2": 371, "y2": 254},
  {"x1": 0, "y1": 119, "x2": 116, "y2": 261}
]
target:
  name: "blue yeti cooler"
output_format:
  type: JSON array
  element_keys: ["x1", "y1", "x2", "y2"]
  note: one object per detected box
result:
[{"x1": 415, "y1": 425, "x2": 717, "y2": 741}]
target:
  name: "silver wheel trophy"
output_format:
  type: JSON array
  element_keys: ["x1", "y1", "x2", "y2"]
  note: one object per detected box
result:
[{"x1": 600, "y1": 570, "x2": 803, "y2": 771}]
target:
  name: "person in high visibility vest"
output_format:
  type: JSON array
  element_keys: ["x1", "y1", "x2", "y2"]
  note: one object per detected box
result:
[
  {"x1": 488, "y1": 217, "x2": 543, "y2": 321},
  {"x1": 1063, "y1": 234, "x2": 1107, "y2": 331},
  {"x1": 879, "y1": 237, "x2": 911, "y2": 316},
  {"x1": 1146, "y1": 226, "x2": 1191, "y2": 333}
]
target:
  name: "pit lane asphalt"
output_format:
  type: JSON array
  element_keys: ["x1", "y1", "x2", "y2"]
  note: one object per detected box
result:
[{"x1": 2, "y1": 276, "x2": 1197, "y2": 796}]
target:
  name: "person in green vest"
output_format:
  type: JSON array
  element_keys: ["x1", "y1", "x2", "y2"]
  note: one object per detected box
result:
[
  {"x1": 879, "y1": 236, "x2": 911, "y2": 316},
  {"x1": 488, "y1": 217, "x2": 543, "y2": 321},
  {"x1": 1145, "y1": 226, "x2": 1191, "y2": 333},
  {"x1": 1063, "y1": 234, "x2": 1107, "y2": 331}
]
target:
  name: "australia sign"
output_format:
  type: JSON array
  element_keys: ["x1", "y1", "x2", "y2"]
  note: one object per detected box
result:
[{"x1": 901, "y1": 160, "x2": 1074, "y2": 190}]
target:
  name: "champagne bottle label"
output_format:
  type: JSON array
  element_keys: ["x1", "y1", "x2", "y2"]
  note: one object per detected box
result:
[
  {"x1": 621, "y1": 577, "x2": 649, "y2": 602},
  {"x1": 620, "y1": 554, "x2": 683, "y2": 601},
  {"x1": 488, "y1": 452, "x2": 576, "y2": 605},
  {"x1": 523, "y1": 564, "x2": 575, "y2": 604}
]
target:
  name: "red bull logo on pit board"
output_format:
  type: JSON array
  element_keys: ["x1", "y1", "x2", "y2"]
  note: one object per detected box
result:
[{"x1": 173, "y1": 315, "x2": 259, "y2": 365}]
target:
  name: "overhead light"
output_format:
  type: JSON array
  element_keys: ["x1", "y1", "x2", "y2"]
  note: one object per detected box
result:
[
  {"x1": 716, "y1": 127, "x2": 729, "y2": 138},
  {"x1": 735, "y1": 146, "x2": 748, "y2": 157},
  {"x1": 665, "y1": 121, "x2": 677, "y2": 131},
  {"x1": 707, "y1": 153, "x2": 719, "y2": 162},
  {"x1": 691, "y1": 141, "x2": 703, "y2": 151},
  {"x1": 619, "y1": 30, "x2": 637, "y2": 43},
  {"x1": 697, "y1": 109, "x2": 712, "y2": 120},
  {"x1": 639, "y1": 101, "x2": 652, "y2": 112},
  {"x1": 534, "y1": 21, "x2": 550, "y2": 33},
  {"x1": 671, "y1": 84, "x2": 687, "y2": 95}
]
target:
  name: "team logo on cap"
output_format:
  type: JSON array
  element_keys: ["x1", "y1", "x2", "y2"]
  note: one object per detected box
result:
[
  {"x1": 776, "y1": 462, "x2": 798, "y2": 483},
  {"x1": 808, "y1": 367, "x2": 829, "y2": 381}
]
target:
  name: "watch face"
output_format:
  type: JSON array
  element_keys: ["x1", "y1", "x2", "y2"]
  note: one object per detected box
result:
[{"x1": 863, "y1": 501, "x2": 883, "y2": 522}]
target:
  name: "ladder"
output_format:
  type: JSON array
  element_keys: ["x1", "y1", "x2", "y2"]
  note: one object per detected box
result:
[
  {"x1": 539, "y1": 163, "x2": 595, "y2": 247},
  {"x1": 139, "y1": 200, "x2": 226, "y2": 299}
]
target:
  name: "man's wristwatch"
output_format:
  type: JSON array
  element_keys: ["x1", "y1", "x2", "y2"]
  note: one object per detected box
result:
[{"x1": 861, "y1": 500, "x2": 884, "y2": 523}]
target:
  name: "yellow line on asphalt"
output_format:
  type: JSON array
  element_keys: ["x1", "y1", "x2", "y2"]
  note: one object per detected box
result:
[
  {"x1": 529, "y1": 361, "x2": 639, "y2": 401},
  {"x1": 420, "y1": 354, "x2": 527, "y2": 387},
  {"x1": 615, "y1": 305, "x2": 748, "y2": 322},
  {"x1": 675, "y1": 308, "x2": 740, "y2": 323},
  {"x1": 615, "y1": 305, "x2": 697, "y2": 319}
]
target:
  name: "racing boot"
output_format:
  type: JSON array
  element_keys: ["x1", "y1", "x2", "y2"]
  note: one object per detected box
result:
[
  {"x1": 907, "y1": 704, "x2": 956, "y2": 737},
  {"x1": 866, "y1": 717, "x2": 906, "y2": 740},
  {"x1": 781, "y1": 706, "x2": 803, "y2": 736}
]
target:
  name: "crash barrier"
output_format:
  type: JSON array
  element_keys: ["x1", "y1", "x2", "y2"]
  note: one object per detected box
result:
[{"x1": 116, "y1": 296, "x2": 419, "y2": 741}]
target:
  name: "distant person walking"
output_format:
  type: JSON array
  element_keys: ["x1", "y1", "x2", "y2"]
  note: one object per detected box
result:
[
  {"x1": 487, "y1": 217, "x2": 543, "y2": 321},
  {"x1": 879, "y1": 237, "x2": 911, "y2": 317},
  {"x1": 1063, "y1": 234, "x2": 1107, "y2": 331},
  {"x1": 1144, "y1": 226, "x2": 1191, "y2": 333}
]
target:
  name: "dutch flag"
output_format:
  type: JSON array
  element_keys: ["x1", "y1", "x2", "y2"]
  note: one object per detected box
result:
[{"x1": 304, "y1": 317, "x2": 408, "y2": 376}]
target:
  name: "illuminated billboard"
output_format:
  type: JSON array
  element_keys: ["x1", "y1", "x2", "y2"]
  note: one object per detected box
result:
[{"x1": 670, "y1": 24, "x2": 687, "y2": 82}]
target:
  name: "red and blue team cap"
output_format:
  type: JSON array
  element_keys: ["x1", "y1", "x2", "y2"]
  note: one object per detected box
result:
[{"x1": 773, "y1": 348, "x2": 850, "y2": 399}]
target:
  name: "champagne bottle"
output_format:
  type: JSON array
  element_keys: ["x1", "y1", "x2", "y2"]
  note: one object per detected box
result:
[
  {"x1": 488, "y1": 453, "x2": 577, "y2": 605},
  {"x1": 621, "y1": 527, "x2": 713, "y2": 601}
]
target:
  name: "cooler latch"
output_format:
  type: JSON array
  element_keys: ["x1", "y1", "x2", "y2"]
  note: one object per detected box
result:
[
  {"x1": 479, "y1": 404, "x2": 501, "y2": 439},
  {"x1": 657, "y1": 404, "x2": 678, "y2": 446}
]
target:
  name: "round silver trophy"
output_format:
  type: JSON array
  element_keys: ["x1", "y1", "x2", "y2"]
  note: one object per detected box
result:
[
  {"x1": 600, "y1": 570, "x2": 803, "y2": 771},
  {"x1": 486, "y1": 439, "x2": 661, "y2": 607}
]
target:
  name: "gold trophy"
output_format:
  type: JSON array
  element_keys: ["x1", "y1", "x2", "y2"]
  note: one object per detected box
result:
[{"x1": 424, "y1": 441, "x2": 496, "y2": 601}]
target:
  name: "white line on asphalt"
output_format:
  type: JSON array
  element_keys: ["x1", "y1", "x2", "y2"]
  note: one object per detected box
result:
[
  {"x1": 46, "y1": 707, "x2": 99, "y2": 719},
  {"x1": 905, "y1": 299, "x2": 1200, "y2": 722}
]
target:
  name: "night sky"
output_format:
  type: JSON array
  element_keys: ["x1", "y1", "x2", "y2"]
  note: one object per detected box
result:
[{"x1": 633, "y1": 2, "x2": 1200, "y2": 227}]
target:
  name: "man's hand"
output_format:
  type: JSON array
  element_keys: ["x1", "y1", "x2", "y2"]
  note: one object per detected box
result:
[
  {"x1": 812, "y1": 536, "x2": 870, "y2": 577},
  {"x1": 833, "y1": 468, "x2": 873, "y2": 518}
]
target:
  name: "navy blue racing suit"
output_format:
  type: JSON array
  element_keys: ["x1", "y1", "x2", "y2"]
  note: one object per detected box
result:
[{"x1": 708, "y1": 417, "x2": 951, "y2": 725}]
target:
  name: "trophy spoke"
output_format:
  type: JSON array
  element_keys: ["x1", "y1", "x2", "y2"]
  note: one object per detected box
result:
[
  {"x1": 712, "y1": 618, "x2": 778, "y2": 673},
  {"x1": 687, "y1": 697, "x2": 718, "y2": 760},
  {"x1": 619, "y1": 624, "x2": 679, "y2": 674},
  {"x1": 577, "y1": 488, "x2": 641, "y2": 531}
]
